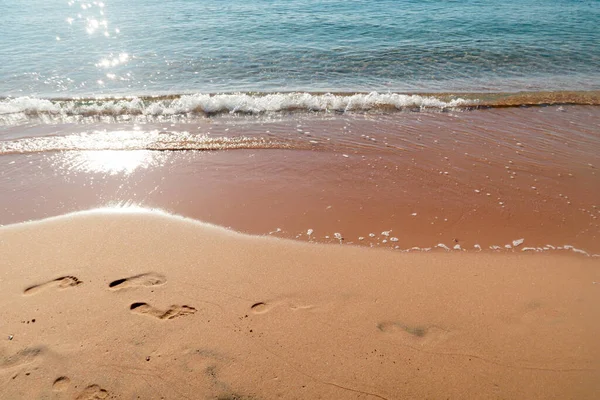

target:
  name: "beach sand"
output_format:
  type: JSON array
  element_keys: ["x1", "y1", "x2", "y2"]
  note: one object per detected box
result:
[{"x1": 1, "y1": 209, "x2": 598, "y2": 399}]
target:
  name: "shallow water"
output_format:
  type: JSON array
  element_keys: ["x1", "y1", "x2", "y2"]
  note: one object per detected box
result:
[{"x1": 1, "y1": 106, "x2": 598, "y2": 254}]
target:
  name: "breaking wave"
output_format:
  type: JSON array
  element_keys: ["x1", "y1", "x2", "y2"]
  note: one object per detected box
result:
[
  {"x1": 0, "y1": 92, "x2": 470, "y2": 124},
  {"x1": 1, "y1": 90, "x2": 597, "y2": 125}
]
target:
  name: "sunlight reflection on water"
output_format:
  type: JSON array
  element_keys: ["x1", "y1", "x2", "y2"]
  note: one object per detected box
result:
[
  {"x1": 64, "y1": 0, "x2": 129, "y2": 86},
  {"x1": 56, "y1": 149, "x2": 164, "y2": 175}
]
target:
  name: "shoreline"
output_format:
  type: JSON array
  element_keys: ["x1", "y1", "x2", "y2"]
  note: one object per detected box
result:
[
  {"x1": 1, "y1": 105, "x2": 598, "y2": 254},
  {"x1": 3, "y1": 207, "x2": 598, "y2": 258}
]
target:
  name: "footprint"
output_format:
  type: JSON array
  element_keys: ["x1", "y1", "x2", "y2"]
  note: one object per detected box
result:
[
  {"x1": 0, "y1": 347, "x2": 44, "y2": 370},
  {"x1": 24, "y1": 276, "x2": 82, "y2": 296},
  {"x1": 250, "y1": 300, "x2": 314, "y2": 315},
  {"x1": 377, "y1": 322, "x2": 451, "y2": 347},
  {"x1": 109, "y1": 272, "x2": 166, "y2": 291},
  {"x1": 52, "y1": 376, "x2": 71, "y2": 392},
  {"x1": 250, "y1": 302, "x2": 271, "y2": 314},
  {"x1": 130, "y1": 302, "x2": 196, "y2": 320},
  {"x1": 289, "y1": 303, "x2": 315, "y2": 311},
  {"x1": 520, "y1": 301, "x2": 565, "y2": 325},
  {"x1": 75, "y1": 384, "x2": 108, "y2": 400},
  {"x1": 378, "y1": 322, "x2": 427, "y2": 337}
]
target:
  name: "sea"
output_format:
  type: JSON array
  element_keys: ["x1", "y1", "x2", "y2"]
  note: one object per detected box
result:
[{"x1": 0, "y1": 0, "x2": 599, "y2": 121}]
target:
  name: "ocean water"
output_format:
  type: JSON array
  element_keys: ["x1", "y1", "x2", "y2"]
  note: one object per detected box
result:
[{"x1": 1, "y1": 0, "x2": 599, "y2": 98}]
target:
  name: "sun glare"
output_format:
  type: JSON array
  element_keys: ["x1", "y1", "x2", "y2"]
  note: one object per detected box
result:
[{"x1": 59, "y1": 150, "x2": 157, "y2": 175}]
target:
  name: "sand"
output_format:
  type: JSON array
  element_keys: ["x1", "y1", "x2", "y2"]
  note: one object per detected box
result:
[{"x1": 1, "y1": 209, "x2": 598, "y2": 399}]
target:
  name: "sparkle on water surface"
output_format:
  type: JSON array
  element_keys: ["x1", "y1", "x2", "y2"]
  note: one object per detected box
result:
[
  {"x1": 1, "y1": 0, "x2": 598, "y2": 96},
  {"x1": 58, "y1": 149, "x2": 158, "y2": 175}
]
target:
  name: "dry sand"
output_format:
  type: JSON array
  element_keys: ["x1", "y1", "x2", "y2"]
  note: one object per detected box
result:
[{"x1": 1, "y1": 209, "x2": 598, "y2": 399}]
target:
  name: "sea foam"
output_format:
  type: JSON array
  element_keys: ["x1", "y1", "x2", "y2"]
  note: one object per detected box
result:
[{"x1": 0, "y1": 92, "x2": 470, "y2": 124}]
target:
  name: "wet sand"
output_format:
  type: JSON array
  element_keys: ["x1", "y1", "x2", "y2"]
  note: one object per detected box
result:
[
  {"x1": 1, "y1": 106, "x2": 599, "y2": 254},
  {"x1": 0, "y1": 209, "x2": 599, "y2": 399}
]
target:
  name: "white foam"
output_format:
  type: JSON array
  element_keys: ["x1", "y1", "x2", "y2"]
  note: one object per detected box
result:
[
  {"x1": 0, "y1": 92, "x2": 471, "y2": 124},
  {"x1": 512, "y1": 238, "x2": 525, "y2": 247},
  {"x1": 571, "y1": 248, "x2": 589, "y2": 256}
]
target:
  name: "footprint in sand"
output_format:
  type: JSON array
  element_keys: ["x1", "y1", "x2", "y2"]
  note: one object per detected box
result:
[
  {"x1": 377, "y1": 322, "x2": 451, "y2": 347},
  {"x1": 130, "y1": 302, "x2": 196, "y2": 320},
  {"x1": 289, "y1": 303, "x2": 315, "y2": 311},
  {"x1": 109, "y1": 272, "x2": 166, "y2": 291},
  {"x1": 24, "y1": 276, "x2": 82, "y2": 295},
  {"x1": 519, "y1": 301, "x2": 566, "y2": 325},
  {"x1": 75, "y1": 384, "x2": 109, "y2": 400},
  {"x1": 250, "y1": 302, "x2": 272, "y2": 314},
  {"x1": 250, "y1": 300, "x2": 314, "y2": 314},
  {"x1": 250, "y1": 301, "x2": 315, "y2": 314},
  {"x1": 52, "y1": 376, "x2": 71, "y2": 392},
  {"x1": 0, "y1": 347, "x2": 44, "y2": 370}
]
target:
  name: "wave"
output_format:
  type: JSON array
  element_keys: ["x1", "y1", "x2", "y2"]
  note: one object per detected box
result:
[
  {"x1": 0, "y1": 91, "x2": 598, "y2": 125},
  {"x1": 0, "y1": 130, "x2": 304, "y2": 155},
  {"x1": 0, "y1": 92, "x2": 469, "y2": 122}
]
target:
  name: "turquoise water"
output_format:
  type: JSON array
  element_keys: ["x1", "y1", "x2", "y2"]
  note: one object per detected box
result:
[{"x1": 1, "y1": 0, "x2": 599, "y2": 98}]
